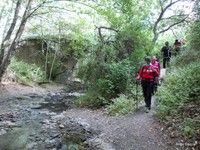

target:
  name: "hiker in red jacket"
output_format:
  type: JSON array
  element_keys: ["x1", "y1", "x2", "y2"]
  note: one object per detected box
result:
[
  {"x1": 136, "y1": 57, "x2": 159, "y2": 112},
  {"x1": 151, "y1": 56, "x2": 160, "y2": 94}
]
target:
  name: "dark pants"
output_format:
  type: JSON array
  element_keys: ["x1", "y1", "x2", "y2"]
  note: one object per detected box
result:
[
  {"x1": 163, "y1": 57, "x2": 170, "y2": 68},
  {"x1": 174, "y1": 48, "x2": 180, "y2": 56},
  {"x1": 141, "y1": 80, "x2": 153, "y2": 109},
  {"x1": 152, "y1": 77, "x2": 159, "y2": 95}
]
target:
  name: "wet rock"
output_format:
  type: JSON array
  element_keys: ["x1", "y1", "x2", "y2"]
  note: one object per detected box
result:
[
  {"x1": 45, "y1": 139, "x2": 57, "y2": 148},
  {"x1": 52, "y1": 113, "x2": 65, "y2": 121},
  {"x1": 0, "y1": 112, "x2": 17, "y2": 122},
  {"x1": 59, "y1": 124, "x2": 64, "y2": 129},
  {"x1": 1, "y1": 121, "x2": 20, "y2": 128},
  {"x1": 46, "y1": 92, "x2": 63, "y2": 102},
  {"x1": 87, "y1": 138, "x2": 116, "y2": 150},
  {"x1": 26, "y1": 142, "x2": 37, "y2": 149},
  {"x1": 41, "y1": 119, "x2": 50, "y2": 125},
  {"x1": 59, "y1": 118, "x2": 97, "y2": 148},
  {"x1": 15, "y1": 95, "x2": 32, "y2": 100},
  {"x1": 50, "y1": 133, "x2": 60, "y2": 139},
  {"x1": 31, "y1": 104, "x2": 42, "y2": 109},
  {"x1": 25, "y1": 93, "x2": 43, "y2": 99},
  {"x1": 67, "y1": 92, "x2": 85, "y2": 97},
  {"x1": 0, "y1": 129, "x2": 7, "y2": 135}
]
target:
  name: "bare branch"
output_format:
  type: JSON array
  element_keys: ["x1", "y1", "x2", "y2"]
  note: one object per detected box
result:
[
  {"x1": 97, "y1": 26, "x2": 118, "y2": 43},
  {"x1": 98, "y1": 26, "x2": 119, "y2": 32},
  {"x1": 25, "y1": 1, "x2": 50, "y2": 20},
  {"x1": 152, "y1": 0, "x2": 184, "y2": 43},
  {"x1": 158, "y1": 15, "x2": 189, "y2": 34},
  {"x1": 163, "y1": 0, "x2": 182, "y2": 12},
  {"x1": 25, "y1": 0, "x2": 97, "y2": 20},
  {"x1": 161, "y1": 14, "x2": 189, "y2": 20},
  {"x1": 159, "y1": 0, "x2": 164, "y2": 11}
]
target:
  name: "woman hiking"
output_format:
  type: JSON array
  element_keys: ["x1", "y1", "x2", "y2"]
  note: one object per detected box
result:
[{"x1": 136, "y1": 57, "x2": 159, "y2": 113}]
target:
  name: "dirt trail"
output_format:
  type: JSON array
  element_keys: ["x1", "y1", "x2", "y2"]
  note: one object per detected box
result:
[{"x1": 63, "y1": 99, "x2": 174, "y2": 150}]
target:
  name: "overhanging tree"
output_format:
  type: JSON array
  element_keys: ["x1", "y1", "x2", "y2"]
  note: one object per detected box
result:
[{"x1": 151, "y1": 0, "x2": 191, "y2": 44}]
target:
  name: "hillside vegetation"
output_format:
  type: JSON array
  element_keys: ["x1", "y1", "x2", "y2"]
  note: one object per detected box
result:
[{"x1": 156, "y1": 21, "x2": 200, "y2": 146}]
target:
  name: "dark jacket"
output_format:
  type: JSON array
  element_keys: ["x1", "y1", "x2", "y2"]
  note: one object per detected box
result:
[{"x1": 161, "y1": 46, "x2": 171, "y2": 58}]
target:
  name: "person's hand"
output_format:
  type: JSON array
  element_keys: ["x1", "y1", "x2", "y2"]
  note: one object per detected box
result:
[{"x1": 136, "y1": 75, "x2": 140, "y2": 80}]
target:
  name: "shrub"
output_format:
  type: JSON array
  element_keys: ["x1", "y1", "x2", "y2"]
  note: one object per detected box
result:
[
  {"x1": 156, "y1": 62, "x2": 200, "y2": 119},
  {"x1": 170, "y1": 49, "x2": 200, "y2": 68},
  {"x1": 8, "y1": 58, "x2": 46, "y2": 84},
  {"x1": 76, "y1": 89, "x2": 109, "y2": 108},
  {"x1": 76, "y1": 59, "x2": 138, "y2": 108},
  {"x1": 183, "y1": 118, "x2": 196, "y2": 138},
  {"x1": 107, "y1": 94, "x2": 137, "y2": 116},
  {"x1": 105, "y1": 61, "x2": 134, "y2": 98}
]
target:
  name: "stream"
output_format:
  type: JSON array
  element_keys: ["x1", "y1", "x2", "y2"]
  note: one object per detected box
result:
[{"x1": 0, "y1": 83, "x2": 114, "y2": 150}]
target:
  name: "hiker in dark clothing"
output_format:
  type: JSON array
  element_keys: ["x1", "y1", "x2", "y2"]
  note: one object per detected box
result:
[
  {"x1": 136, "y1": 57, "x2": 159, "y2": 113},
  {"x1": 161, "y1": 41, "x2": 171, "y2": 68}
]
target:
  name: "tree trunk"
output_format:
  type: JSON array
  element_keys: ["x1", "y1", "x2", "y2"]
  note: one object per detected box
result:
[
  {"x1": 0, "y1": 0, "x2": 33, "y2": 81},
  {"x1": 152, "y1": 33, "x2": 159, "y2": 45},
  {"x1": 0, "y1": 0, "x2": 21, "y2": 66}
]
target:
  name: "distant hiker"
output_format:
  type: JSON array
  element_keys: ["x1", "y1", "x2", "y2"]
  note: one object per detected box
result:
[
  {"x1": 151, "y1": 56, "x2": 160, "y2": 94},
  {"x1": 136, "y1": 57, "x2": 159, "y2": 113},
  {"x1": 173, "y1": 39, "x2": 181, "y2": 56},
  {"x1": 161, "y1": 41, "x2": 171, "y2": 68}
]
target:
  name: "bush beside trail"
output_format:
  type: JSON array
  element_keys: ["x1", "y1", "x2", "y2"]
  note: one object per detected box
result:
[{"x1": 156, "y1": 51, "x2": 200, "y2": 147}]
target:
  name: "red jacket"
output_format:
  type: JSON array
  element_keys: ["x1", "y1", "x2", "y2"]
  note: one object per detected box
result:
[{"x1": 137, "y1": 64, "x2": 159, "y2": 81}]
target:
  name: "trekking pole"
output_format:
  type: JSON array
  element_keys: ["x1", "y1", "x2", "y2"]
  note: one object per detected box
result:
[{"x1": 135, "y1": 78, "x2": 139, "y2": 109}]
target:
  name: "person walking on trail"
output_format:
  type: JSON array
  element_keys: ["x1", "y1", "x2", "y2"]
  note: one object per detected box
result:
[
  {"x1": 161, "y1": 41, "x2": 171, "y2": 68},
  {"x1": 173, "y1": 39, "x2": 181, "y2": 56},
  {"x1": 136, "y1": 57, "x2": 159, "y2": 113},
  {"x1": 151, "y1": 56, "x2": 160, "y2": 94}
]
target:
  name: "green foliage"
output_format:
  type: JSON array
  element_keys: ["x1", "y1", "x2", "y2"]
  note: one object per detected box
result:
[
  {"x1": 8, "y1": 58, "x2": 46, "y2": 84},
  {"x1": 183, "y1": 118, "x2": 196, "y2": 138},
  {"x1": 76, "y1": 90, "x2": 109, "y2": 108},
  {"x1": 170, "y1": 48, "x2": 200, "y2": 68},
  {"x1": 76, "y1": 59, "x2": 137, "y2": 107},
  {"x1": 156, "y1": 11, "x2": 200, "y2": 141},
  {"x1": 107, "y1": 94, "x2": 137, "y2": 116},
  {"x1": 105, "y1": 61, "x2": 133, "y2": 97},
  {"x1": 156, "y1": 62, "x2": 200, "y2": 118},
  {"x1": 77, "y1": 59, "x2": 108, "y2": 84},
  {"x1": 187, "y1": 21, "x2": 200, "y2": 51},
  {"x1": 96, "y1": 79, "x2": 115, "y2": 99}
]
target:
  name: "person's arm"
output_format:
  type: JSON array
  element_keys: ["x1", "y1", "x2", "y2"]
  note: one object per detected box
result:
[
  {"x1": 136, "y1": 65, "x2": 144, "y2": 80},
  {"x1": 152, "y1": 66, "x2": 159, "y2": 77},
  {"x1": 161, "y1": 47, "x2": 164, "y2": 58},
  {"x1": 158, "y1": 62, "x2": 161, "y2": 75}
]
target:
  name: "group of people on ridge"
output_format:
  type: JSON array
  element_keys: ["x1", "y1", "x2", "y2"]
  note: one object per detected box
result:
[{"x1": 136, "y1": 39, "x2": 182, "y2": 113}]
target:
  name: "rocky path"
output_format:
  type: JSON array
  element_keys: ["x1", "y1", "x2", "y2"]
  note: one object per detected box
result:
[
  {"x1": 63, "y1": 99, "x2": 174, "y2": 150},
  {"x1": 0, "y1": 76, "x2": 178, "y2": 150}
]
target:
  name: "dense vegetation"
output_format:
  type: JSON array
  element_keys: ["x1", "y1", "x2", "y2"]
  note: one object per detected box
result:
[{"x1": 156, "y1": 0, "x2": 200, "y2": 142}]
